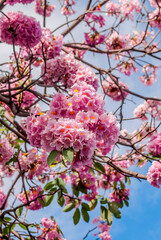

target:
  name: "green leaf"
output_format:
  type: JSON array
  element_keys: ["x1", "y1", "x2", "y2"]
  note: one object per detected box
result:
[
  {"x1": 44, "y1": 181, "x2": 56, "y2": 191},
  {"x1": 19, "y1": 223, "x2": 27, "y2": 230},
  {"x1": 108, "y1": 202, "x2": 119, "y2": 214},
  {"x1": 63, "y1": 203, "x2": 75, "y2": 212},
  {"x1": 100, "y1": 198, "x2": 108, "y2": 205},
  {"x1": 81, "y1": 208, "x2": 89, "y2": 222},
  {"x1": 44, "y1": 195, "x2": 54, "y2": 207},
  {"x1": 2, "y1": 226, "x2": 10, "y2": 235},
  {"x1": 93, "y1": 162, "x2": 105, "y2": 173},
  {"x1": 72, "y1": 186, "x2": 79, "y2": 197},
  {"x1": 77, "y1": 182, "x2": 87, "y2": 194},
  {"x1": 56, "y1": 177, "x2": 67, "y2": 193},
  {"x1": 113, "y1": 210, "x2": 121, "y2": 218},
  {"x1": 56, "y1": 177, "x2": 65, "y2": 188},
  {"x1": 82, "y1": 203, "x2": 90, "y2": 211},
  {"x1": 49, "y1": 186, "x2": 57, "y2": 193},
  {"x1": 107, "y1": 210, "x2": 113, "y2": 225},
  {"x1": 73, "y1": 208, "x2": 80, "y2": 225},
  {"x1": 57, "y1": 192, "x2": 65, "y2": 207},
  {"x1": 101, "y1": 206, "x2": 108, "y2": 221},
  {"x1": 47, "y1": 150, "x2": 58, "y2": 166},
  {"x1": 124, "y1": 199, "x2": 129, "y2": 207},
  {"x1": 89, "y1": 199, "x2": 97, "y2": 211},
  {"x1": 120, "y1": 182, "x2": 125, "y2": 190},
  {"x1": 15, "y1": 207, "x2": 23, "y2": 218},
  {"x1": 62, "y1": 148, "x2": 74, "y2": 163},
  {"x1": 4, "y1": 217, "x2": 12, "y2": 222}
]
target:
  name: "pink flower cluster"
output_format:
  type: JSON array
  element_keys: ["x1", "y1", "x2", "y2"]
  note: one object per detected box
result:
[
  {"x1": 85, "y1": 32, "x2": 106, "y2": 47},
  {"x1": 41, "y1": 54, "x2": 99, "y2": 89},
  {"x1": 118, "y1": 60, "x2": 138, "y2": 76},
  {"x1": 31, "y1": 28, "x2": 63, "y2": 66},
  {"x1": 98, "y1": 164, "x2": 125, "y2": 190},
  {"x1": 17, "y1": 186, "x2": 43, "y2": 210},
  {"x1": 70, "y1": 166, "x2": 98, "y2": 201},
  {"x1": 147, "y1": 161, "x2": 161, "y2": 188},
  {"x1": 5, "y1": 0, "x2": 34, "y2": 5},
  {"x1": 147, "y1": 132, "x2": 161, "y2": 157},
  {"x1": 61, "y1": 0, "x2": 76, "y2": 15},
  {"x1": 16, "y1": 148, "x2": 48, "y2": 179},
  {"x1": 0, "y1": 188, "x2": 7, "y2": 209},
  {"x1": 41, "y1": 118, "x2": 96, "y2": 167},
  {"x1": 134, "y1": 99, "x2": 161, "y2": 121},
  {"x1": 106, "y1": 0, "x2": 141, "y2": 20},
  {"x1": 84, "y1": 6, "x2": 106, "y2": 46},
  {"x1": 41, "y1": 53, "x2": 80, "y2": 86},
  {"x1": 106, "y1": 32, "x2": 127, "y2": 59},
  {"x1": 102, "y1": 77, "x2": 129, "y2": 101},
  {"x1": 109, "y1": 188, "x2": 130, "y2": 203},
  {"x1": 93, "y1": 217, "x2": 112, "y2": 240},
  {"x1": 149, "y1": 0, "x2": 161, "y2": 8},
  {"x1": 0, "y1": 137, "x2": 14, "y2": 165},
  {"x1": 37, "y1": 217, "x2": 66, "y2": 240},
  {"x1": 0, "y1": 12, "x2": 42, "y2": 48},
  {"x1": 35, "y1": 0, "x2": 56, "y2": 17},
  {"x1": 149, "y1": 9, "x2": 161, "y2": 30},
  {"x1": 139, "y1": 64, "x2": 158, "y2": 86}
]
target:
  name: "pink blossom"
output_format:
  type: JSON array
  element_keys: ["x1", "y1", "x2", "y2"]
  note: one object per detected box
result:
[
  {"x1": 106, "y1": 2, "x2": 120, "y2": 16},
  {"x1": 147, "y1": 132, "x2": 161, "y2": 157},
  {"x1": 35, "y1": 0, "x2": 56, "y2": 17},
  {"x1": 0, "y1": 12, "x2": 42, "y2": 48},
  {"x1": 41, "y1": 53, "x2": 80, "y2": 86},
  {"x1": 16, "y1": 148, "x2": 48, "y2": 179},
  {"x1": 149, "y1": 0, "x2": 161, "y2": 8},
  {"x1": 147, "y1": 161, "x2": 161, "y2": 188},
  {"x1": 118, "y1": 60, "x2": 138, "y2": 76},
  {"x1": 31, "y1": 28, "x2": 63, "y2": 66},
  {"x1": 61, "y1": 0, "x2": 76, "y2": 15},
  {"x1": 103, "y1": 77, "x2": 129, "y2": 101},
  {"x1": 0, "y1": 137, "x2": 14, "y2": 165},
  {"x1": 109, "y1": 188, "x2": 130, "y2": 203},
  {"x1": 26, "y1": 111, "x2": 48, "y2": 148},
  {"x1": 37, "y1": 217, "x2": 65, "y2": 240},
  {"x1": 149, "y1": 9, "x2": 161, "y2": 30},
  {"x1": 139, "y1": 64, "x2": 158, "y2": 86},
  {"x1": 0, "y1": 188, "x2": 7, "y2": 208},
  {"x1": 17, "y1": 186, "x2": 44, "y2": 210},
  {"x1": 5, "y1": 0, "x2": 34, "y2": 5},
  {"x1": 85, "y1": 32, "x2": 106, "y2": 46}
]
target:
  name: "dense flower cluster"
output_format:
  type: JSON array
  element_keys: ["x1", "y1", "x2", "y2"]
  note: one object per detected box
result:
[
  {"x1": 0, "y1": 188, "x2": 7, "y2": 208},
  {"x1": 102, "y1": 77, "x2": 129, "y2": 101},
  {"x1": 5, "y1": 0, "x2": 34, "y2": 5},
  {"x1": 109, "y1": 188, "x2": 130, "y2": 203},
  {"x1": 106, "y1": 0, "x2": 141, "y2": 20},
  {"x1": 0, "y1": 12, "x2": 42, "y2": 48},
  {"x1": 0, "y1": 137, "x2": 14, "y2": 165},
  {"x1": 61, "y1": 0, "x2": 76, "y2": 15},
  {"x1": 134, "y1": 99, "x2": 161, "y2": 121},
  {"x1": 35, "y1": 0, "x2": 56, "y2": 17},
  {"x1": 30, "y1": 28, "x2": 63, "y2": 66},
  {"x1": 41, "y1": 53, "x2": 80, "y2": 86},
  {"x1": 139, "y1": 64, "x2": 158, "y2": 86},
  {"x1": 147, "y1": 132, "x2": 161, "y2": 157},
  {"x1": 149, "y1": 9, "x2": 161, "y2": 30},
  {"x1": 147, "y1": 161, "x2": 161, "y2": 188},
  {"x1": 93, "y1": 217, "x2": 112, "y2": 240},
  {"x1": 17, "y1": 186, "x2": 43, "y2": 210},
  {"x1": 16, "y1": 148, "x2": 48, "y2": 179},
  {"x1": 70, "y1": 166, "x2": 98, "y2": 200},
  {"x1": 37, "y1": 217, "x2": 66, "y2": 240}
]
